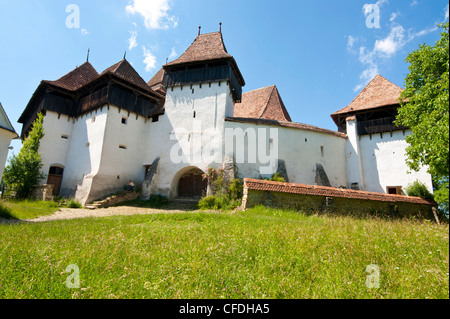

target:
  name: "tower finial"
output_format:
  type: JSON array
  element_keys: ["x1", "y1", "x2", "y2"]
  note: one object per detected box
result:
[
  {"x1": 86, "y1": 48, "x2": 90, "y2": 62},
  {"x1": 219, "y1": 22, "x2": 222, "y2": 33},
  {"x1": 198, "y1": 25, "x2": 201, "y2": 36},
  {"x1": 123, "y1": 51, "x2": 127, "y2": 60}
]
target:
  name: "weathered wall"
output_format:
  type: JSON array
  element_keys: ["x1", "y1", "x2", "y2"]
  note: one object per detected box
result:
[
  {"x1": 224, "y1": 120, "x2": 349, "y2": 188},
  {"x1": 143, "y1": 81, "x2": 234, "y2": 199},
  {"x1": 243, "y1": 183, "x2": 434, "y2": 220},
  {"x1": 38, "y1": 111, "x2": 74, "y2": 184}
]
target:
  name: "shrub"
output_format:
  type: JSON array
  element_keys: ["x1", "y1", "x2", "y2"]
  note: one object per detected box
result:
[
  {"x1": 260, "y1": 173, "x2": 285, "y2": 183},
  {"x1": 67, "y1": 200, "x2": 82, "y2": 209},
  {"x1": 198, "y1": 195, "x2": 241, "y2": 210},
  {"x1": 147, "y1": 194, "x2": 169, "y2": 208},
  {"x1": 226, "y1": 178, "x2": 244, "y2": 201},
  {"x1": 405, "y1": 180, "x2": 434, "y2": 200},
  {"x1": 2, "y1": 113, "x2": 45, "y2": 199},
  {"x1": 0, "y1": 202, "x2": 14, "y2": 220}
]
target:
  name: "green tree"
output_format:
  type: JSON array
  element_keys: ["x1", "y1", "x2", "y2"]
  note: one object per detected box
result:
[
  {"x1": 395, "y1": 22, "x2": 449, "y2": 212},
  {"x1": 3, "y1": 113, "x2": 45, "y2": 198}
]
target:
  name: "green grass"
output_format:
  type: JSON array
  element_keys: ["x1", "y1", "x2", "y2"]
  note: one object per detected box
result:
[
  {"x1": 0, "y1": 206, "x2": 448, "y2": 299},
  {"x1": 0, "y1": 199, "x2": 60, "y2": 220}
]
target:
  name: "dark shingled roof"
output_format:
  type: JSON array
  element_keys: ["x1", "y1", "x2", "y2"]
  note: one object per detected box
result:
[
  {"x1": 165, "y1": 32, "x2": 232, "y2": 66},
  {"x1": 332, "y1": 74, "x2": 404, "y2": 117},
  {"x1": 234, "y1": 85, "x2": 292, "y2": 122},
  {"x1": 43, "y1": 62, "x2": 99, "y2": 91}
]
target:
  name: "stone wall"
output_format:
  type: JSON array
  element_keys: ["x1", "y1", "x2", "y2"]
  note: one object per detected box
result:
[
  {"x1": 242, "y1": 179, "x2": 436, "y2": 220},
  {"x1": 31, "y1": 184, "x2": 54, "y2": 201}
]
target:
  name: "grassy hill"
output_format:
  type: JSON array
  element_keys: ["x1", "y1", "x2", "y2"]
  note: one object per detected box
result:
[{"x1": 0, "y1": 205, "x2": 448, "y2": 299}]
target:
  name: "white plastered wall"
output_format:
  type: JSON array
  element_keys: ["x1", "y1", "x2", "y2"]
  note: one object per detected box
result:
[
  {"x1": 358, "y1": 130, "x2": 433, "y2": 194},
  {"x1": 224, "y1": 120, "x2": 349, "y2": 187},
  {"x1": 0, "y1": 129, "x2": 17, "y2": 181},
  {"x1": 144, "y1": 81, "x2": 234, "y2": 199}
]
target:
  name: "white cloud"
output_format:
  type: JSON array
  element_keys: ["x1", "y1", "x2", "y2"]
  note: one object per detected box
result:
[
  {"x1": 390, "y1": 12, "x2": 400, "y2": 22},
  {"x1": 374, "y1": 25, "x2": 406, "y2": 56},
  {"x1": 410, "y1": 0, "x2": 418, "y2": 7},
  {"x1": 81, "y1": 28, "x2": 89, "y2": 35},
  {"x1": 347, "y1": 35, "x2": 357, "y2": 51},
  {"x1": 143, "y1": 46, "x2": 157, "y2": 72},
  {"x1": 125, "y1": 0, "x2": 178, "y2": 30},
  {"x1": 128, "y1": 30, "x2": 138, "y2": 50},
  {"x1": 363, "y1": 0, "x2": 388, "y2": 16},
  {"x1": 168, "y1": 47, "x2": 177, "y2": 60},
  {"x1": 445, "y1": 4, "x2": 449, "y2": 20}
]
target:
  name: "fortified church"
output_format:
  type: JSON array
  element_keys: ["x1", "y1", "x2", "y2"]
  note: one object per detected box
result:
[{"x1": 18, "y1": 29, "x2": 432, "y2": 205}]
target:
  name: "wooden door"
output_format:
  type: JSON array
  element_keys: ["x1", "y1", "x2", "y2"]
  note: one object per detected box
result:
[
  {"x1": 47, "y1": 166, "x2": 64, "y2": 196},
  {"x1": 178, "y1": 169, "x2": 207, "y2": 197}
]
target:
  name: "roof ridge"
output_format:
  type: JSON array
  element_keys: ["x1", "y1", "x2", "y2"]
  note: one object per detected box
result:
[{"x1": 258, "y1": 85, "x2": 276, "y2": 118}]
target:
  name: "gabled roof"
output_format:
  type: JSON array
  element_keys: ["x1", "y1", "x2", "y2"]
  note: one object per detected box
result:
[
  {"x1": 332, "y1": 74, "x2": 404, "y2": 117},
  {"x1": 234, "y1": 85, "x2": 292, "y2": 122},
  {"x1": 43, "y1": 62, "x2": 99, "y2": 91},
  {"x1": 165, "y1": 32, "x2": 232, "y2": 67},
  {"x1": 101, "y1": 59, "x2": 154, "y2": 93},
  {"x1": 147, "y1": 67, "x2": 165, "y2": 88},
  {"x1": 0, "y1": 102, "x2": 18, "y2": 136}
]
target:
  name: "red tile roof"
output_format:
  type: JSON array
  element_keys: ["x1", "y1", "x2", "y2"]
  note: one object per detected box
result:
[
  {"x1": 244, "y1": 178, "x2": 435, "y2": 205},
  {"x1": 101, "y1": 59, "x2": 154, "y2": 93},
  {"x1": 234, "y1": 85, "x2": 292, "y2": 122},
  {"x1": 332, "y1": 74, "x2": 404, "y2": 117},
  {"x1": 226, "y1": 117, "x2": 347, "y2": 138},
  {"x1": 43, "y1": 62, "x2": 99, "y2": 91},
  {"x1": 165, "y1": 32, "x2": 232, "y2": 66}
]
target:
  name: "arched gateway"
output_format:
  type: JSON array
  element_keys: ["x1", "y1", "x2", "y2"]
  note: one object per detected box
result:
[{"x1": 177, "y1": 167, "x2": 207, "y2": 198}]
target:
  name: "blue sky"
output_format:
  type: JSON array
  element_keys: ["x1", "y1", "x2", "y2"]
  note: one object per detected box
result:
[{"x1": 0, "y1": 0, "x2": 448, "y2": 158}]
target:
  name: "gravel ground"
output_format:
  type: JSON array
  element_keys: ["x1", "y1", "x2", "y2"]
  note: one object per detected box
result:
[{"x1": 1, "y1": 202, "x2": 201, "y2": 224}]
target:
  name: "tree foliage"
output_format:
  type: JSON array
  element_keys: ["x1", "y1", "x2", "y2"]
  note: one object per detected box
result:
[
  {"x1": 395, "y1": 23, "x2": 449, "y2": 213},
  {"x1": 3, "y1": 113, "x2": 45, "y2": 198},
  {"x1": 395, "y1": 23, "x2": 449, "y2": 178}
]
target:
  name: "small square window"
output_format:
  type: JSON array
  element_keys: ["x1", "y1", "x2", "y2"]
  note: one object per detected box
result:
[{"x1": 122, "y1": 117, "x2": 128, "y2": 125}]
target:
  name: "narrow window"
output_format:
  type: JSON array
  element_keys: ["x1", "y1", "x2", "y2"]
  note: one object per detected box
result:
[
  {"x1": 61, "y1": 134, "x2": 69, "y2": 140},
  {"x1": 119, "y1": 145, "x2": 128, "y2": 150},
  {"x1": 320, "y1": 146, "x2": 324, "y2": 157},
  {"x1": 92, "y1": 116, "x2": 96, "y2": 123},
  {"x1": 193, "y1": 111, "x2": 196, "y2": 118}
]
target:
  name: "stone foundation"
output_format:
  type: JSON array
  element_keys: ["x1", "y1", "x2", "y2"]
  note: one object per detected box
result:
[{"x1": 32, "y1": 184, "x2": 54, "y2": 201}]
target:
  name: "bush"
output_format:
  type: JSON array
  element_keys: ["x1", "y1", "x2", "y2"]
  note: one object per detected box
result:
[
  {"x1": 198, "y1": 195, "x2": 241, "y2": 210},
  {"x1": 0, "y1": 202, "x2": 14, "y2": 219},
  {"x1": 406, "y1": 181, "x2": 434, "y2": 200},
  {"x1": 67, "y1": 200, "x2": 82, "y2": 209},
  {"x1": 148, "y1": 194, "x2": 169, "y2": 208},
  {"x1": 2, "y1": 113, "x2": 45, "y2": 199}
]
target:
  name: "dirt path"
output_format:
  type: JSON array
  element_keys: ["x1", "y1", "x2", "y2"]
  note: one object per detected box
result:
[{"x1": 6, "y1": 202, "x2": 202, "y2": 224}]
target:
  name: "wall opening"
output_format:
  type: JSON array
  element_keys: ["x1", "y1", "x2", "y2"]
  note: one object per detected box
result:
[
  {"x1": 177, "y1": 167, "x2": 207, "y2": 198},
  {"x1": 47, "y1": 166, "x2": 64, "y2": 196}
]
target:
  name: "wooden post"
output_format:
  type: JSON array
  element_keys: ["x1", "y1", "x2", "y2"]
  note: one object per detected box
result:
[{"x1": 432, "y1": 207, "x2": 440, "y2": 225}]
